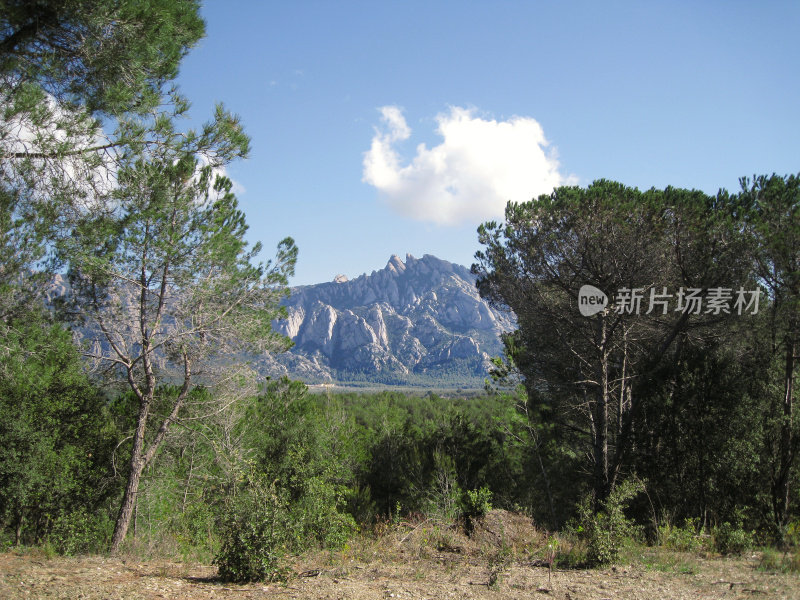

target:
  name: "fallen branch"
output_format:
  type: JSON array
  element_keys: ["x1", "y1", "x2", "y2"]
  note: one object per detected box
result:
[{"x1": 712, "y1": 580, "x2": 747, "y2": 588}]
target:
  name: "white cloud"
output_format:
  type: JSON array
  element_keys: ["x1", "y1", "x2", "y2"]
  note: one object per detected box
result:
[
  {"x1": 362, "y1": 105, "x2": 574, "y2": 226},
  {"x1": 0, "y1": 90, "x2": 119, "y2": 211}
]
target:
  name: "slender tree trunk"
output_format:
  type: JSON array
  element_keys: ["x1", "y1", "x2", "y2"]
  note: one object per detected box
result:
[
  {"x1": 774, "y1": 334, "x2": 795, "y2": 530},
  {"x1": 110, "y1": 229, "x2": 162, "y2": 555},
  {"x1": 594, "y1": 317, "x2": 610, "y2": 506},
  {"x1": 14, "y1": 511, "x2": 23, "y2": 546},
  {"x1": 110, "y1": 355, "x2": 191, "y2": 554}
]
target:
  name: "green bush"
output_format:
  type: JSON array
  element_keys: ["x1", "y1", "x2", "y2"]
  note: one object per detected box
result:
[
  {"x1": 712, "y1": 522, "x2": 752, "y2": 555},
  {"x1": 48, "y1": 508, "x2": 113, "y2": 555},
  {"x1": 460, "y1": 485, "x2": 493, "y2": 533},
  {"x1": 214, "y1": 471, "x2": 356, "y2": 583},
  {"x1": 657, "y1": 518, "x2": 705, "y2": 552},
  {"x1": 214, "y1": 478, "x2": 294, "y2": 583},
  {"x1": 576, "y1": 479, "x2": 644, "y2": 566},
  {"x1": 462, "y1": 486, "x2": 493, "y2": 519},
  {"x1": 288, "y1": 477, "x2": 356, "y2": 549}
]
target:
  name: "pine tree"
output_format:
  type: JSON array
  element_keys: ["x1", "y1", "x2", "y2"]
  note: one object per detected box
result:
[{"x1": 59, "y1": 96, "x2": 297, "y2": 554}]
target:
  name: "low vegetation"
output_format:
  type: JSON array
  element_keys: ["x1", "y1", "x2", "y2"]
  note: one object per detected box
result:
[
  {"x1": 2, "y1": 379, "x2": 798, "y2": 587},
  {"x1": 2, "y1": 507, "x2": 799, "y2": 599}
]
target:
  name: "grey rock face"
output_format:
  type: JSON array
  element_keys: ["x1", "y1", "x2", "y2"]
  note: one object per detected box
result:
[{"x1": 268, "y1": 254, "x2": 514, "y2": 383}]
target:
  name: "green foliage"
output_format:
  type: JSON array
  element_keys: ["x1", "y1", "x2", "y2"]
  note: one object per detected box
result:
[
  {"x1": 56, "y1": 83, "x2": 297, "y2": 552},
  {"x1": 0, "y1": 185, "x2": 49, "y2": 320},
  {"x1": 48, "y1": 508, "x2": 113, "y2": 556},
  {"x1": 212, "y1": 379, "x2": 356, "y2": 581},
  {"x1": 297, "y1": 480, "x2": 356, "y2": 549},
  {"x1": 215, "y1": 476, "x2": 293, "y2": 583},
  {"x1": 711, "y1": 522, "x2": 753, "y2": 555},
  {"x1": 657, "y1": 518, "x2": 705, "y2": 553},
  {"x1": 576, "y1": 479, "x2": 644, "y2": 566},
  {"x1": 473, "y1": 180, "x2": 763, "y2": 521},
  {"x1": 1, "y1": 0, "x2": 207, "y2": 323},
  {"x1": 461, "y1": 486, "x2": 493, "y2": 524},
  {"x1": 0, "y1": 315, "x2": 116, "y2": 547},
  {"x1": 338, "y1": 390, "x2": 532, "y2": 520},
  {"x1": 214, "y1": 470, "x2": 355, "y2": 582},
  {"x1": 739, "y1": 174, "x2": 800, "y2": 533},
  {"x1": 2, "y1": 0, "x2": 295, "y2": 556},
  {"x1": 247, "y1": 381, "x2": 359, "y2": 549},
  {"x1": 1, "y1": 0, "x2": 205, "y2": 115},
  {"x1": 633, "y1": 339, "x2": 773, "y2": 535}
]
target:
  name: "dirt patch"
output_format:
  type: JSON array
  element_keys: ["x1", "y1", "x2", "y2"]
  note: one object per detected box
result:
[
  {"x1": 1, "y1": 550, "x2": 797, "y2": 600},
  {"x1": 1, "y1": 513, "x2": 798, "y2": 600}
]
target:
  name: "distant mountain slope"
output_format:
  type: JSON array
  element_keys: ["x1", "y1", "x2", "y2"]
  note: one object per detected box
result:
[
  {"x1": 45, "y1": 254, "x2": 515, "y2": 387},
  {"x1": 257, "y1": 254, "x2": 514, "y2": 385}
]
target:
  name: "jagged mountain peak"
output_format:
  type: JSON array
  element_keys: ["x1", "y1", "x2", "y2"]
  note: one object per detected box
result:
[
  {"x1": 386, "y1": 254, "x2": 406, "y2": 274},
  {"x1": 263, "y1": 253, "x2": 514, "y2": 385},
  {"x1": 377, "y1": 253, "x2": 471, "y2": 282}
]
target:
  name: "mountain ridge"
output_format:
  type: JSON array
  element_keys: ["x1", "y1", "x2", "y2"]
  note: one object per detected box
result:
[
  {"x1": 258, "y1": 253, "x2": 514, "y2": 385},
  {"x1": 44, "y1": 253, "x2": 514, "y2": 387}
]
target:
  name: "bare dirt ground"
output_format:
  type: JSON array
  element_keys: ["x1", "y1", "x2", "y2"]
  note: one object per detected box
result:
[{"x1": 1, "y1": 511, "x2": 798, "y2": 599}]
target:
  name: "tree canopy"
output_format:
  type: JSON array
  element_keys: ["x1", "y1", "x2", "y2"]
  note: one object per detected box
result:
[
  {"x1": 0, "y1": 0, "x2": 300, "y2": 554},
  {"x1": 473, "y1": 179, "x2": 796, "y2": 531},
  {"x1": 1, "y1": 0, "x2": 204, "y2": 115}
]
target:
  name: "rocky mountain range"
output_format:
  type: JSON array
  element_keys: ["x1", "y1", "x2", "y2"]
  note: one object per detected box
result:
[
  {"x1": 256, "y1": 254, "x2": 514, "y2": 385},
  {"x1": 45, "y1": 253, "x2": 515, "y2": 387}
]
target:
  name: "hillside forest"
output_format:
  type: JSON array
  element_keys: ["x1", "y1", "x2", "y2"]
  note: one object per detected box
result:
[{"x1": 1, "y1": 0, "x2": 799, "y2": 583}]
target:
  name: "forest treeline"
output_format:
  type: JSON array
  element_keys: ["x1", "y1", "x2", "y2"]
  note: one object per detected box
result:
[
  {"x1": 1, "y1": 0, "x2": 798, "y2": 583},
  {"x1": 1, "y1": 362, "x2": 797, "y2": 572},
  {"x1": 472, "y1": 176, "x2": 800, "y2": 541}
]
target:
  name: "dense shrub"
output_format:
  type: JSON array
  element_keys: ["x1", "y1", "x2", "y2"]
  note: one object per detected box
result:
[
  {"x1": 461, "y1": 485, "x2": 493, "y2": 531},
  {"x1": 0, "y1": 318, "x2": 117, "y2": 547},
  {"x1": 712, "y1": 522, "x2": 753, "y2": 555},
  {"x1": 48, "y1": 508, "x2": 114, "y2": 556},
  {"x1": 214, "y1": 470, "x2": 355, "y2": 583},
  {"x1": 214, "y1": 477, "x2": 294, "y2": 583},
  {"x1": 288, "y1": 477, "x2": 356, "y2": 549},
  {"x1": 576, "y1": 479, "x2": 644, "y2": 566},
  {"x1": 657, "y1": 518, "x2": 705, "y2": 553}
]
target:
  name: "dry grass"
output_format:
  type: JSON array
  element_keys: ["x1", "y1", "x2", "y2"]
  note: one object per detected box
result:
[{"x1": 1, "y1": 510, "x2": 799, "y2": 599}]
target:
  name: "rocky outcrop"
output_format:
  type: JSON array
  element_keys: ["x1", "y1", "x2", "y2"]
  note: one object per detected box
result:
[{"x1": 264, "y1": 254, "x2": 514, "y2": 383}]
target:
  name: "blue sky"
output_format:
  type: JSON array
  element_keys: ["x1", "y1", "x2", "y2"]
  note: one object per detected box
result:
[{"x1": 176, "y1": 1, "x2": 799, "y2": 286}]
